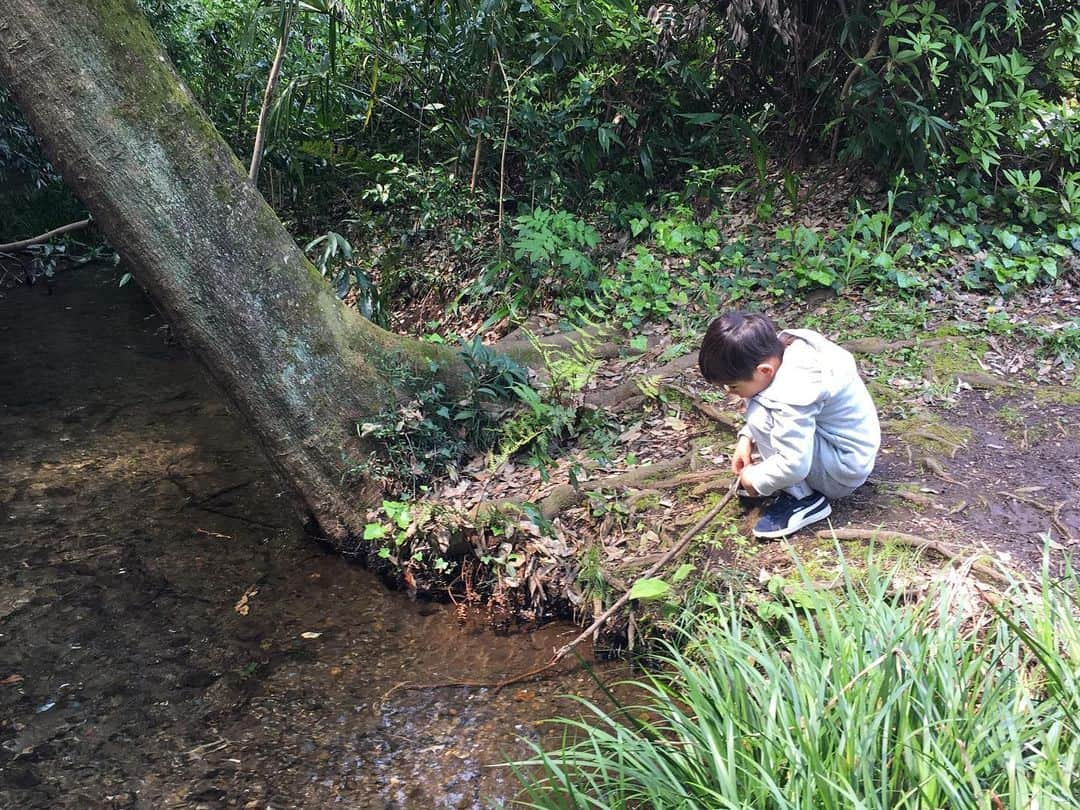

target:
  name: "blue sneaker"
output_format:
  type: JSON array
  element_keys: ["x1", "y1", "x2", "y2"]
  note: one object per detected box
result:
[{"x1": 752, "y1": 491, "x2": 831, "y2": 539}]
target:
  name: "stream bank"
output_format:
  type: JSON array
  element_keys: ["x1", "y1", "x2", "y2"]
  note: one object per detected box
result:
[{"x1": 0, "y1": 265, "x2": 612, "y2": 808}]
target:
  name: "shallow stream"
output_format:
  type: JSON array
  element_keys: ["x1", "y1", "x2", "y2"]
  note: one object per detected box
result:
[{"x1": 0, "y1": 266, "x2": 613, "y2": 808}]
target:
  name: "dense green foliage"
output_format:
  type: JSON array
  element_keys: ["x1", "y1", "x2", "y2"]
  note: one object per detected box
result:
[
  {"x1": 3, "y1": 1, "x2": 1077, "y2": 299},
  {"x1": 514, "y1": 551, "x2": 1080, "y2": 807},
  {"x1": 0, "y1": 88, "x2": 84, "y2": 240}
]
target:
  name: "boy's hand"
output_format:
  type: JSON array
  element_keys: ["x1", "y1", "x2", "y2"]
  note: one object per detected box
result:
[
  {"x1": 731, "y1": 435, "x2": 754, "y2": 475},
  {"x1": 738, "y1": 472, "x2": 759, "y2": 498}
]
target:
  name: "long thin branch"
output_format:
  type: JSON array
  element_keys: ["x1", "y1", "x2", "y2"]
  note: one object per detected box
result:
[
  {"x1": 249, "y1": 5, "x2": 294, "y2": 182},
  {"x1": 495, "y1": 48, "x2": 511, "y2": 249},
  {"x1": 830, "y1": 23, "x2": 885, "y2": 161},
  {"x1": 550, "y1": 479, "x2": 739, "y2": 663},
  {"x1": 0, "y1": 218, "x2": 92, "y2": 252}
]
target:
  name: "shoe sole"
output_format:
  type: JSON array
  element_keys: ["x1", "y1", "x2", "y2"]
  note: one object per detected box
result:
[{"x1": 753, "y1": 500, "x2": 832, "y2": 539}]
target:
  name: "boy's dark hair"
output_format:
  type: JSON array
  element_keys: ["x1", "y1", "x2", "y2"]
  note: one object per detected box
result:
[{"x1": 698, "y1": 311, "x2": 784, "y2": 383}]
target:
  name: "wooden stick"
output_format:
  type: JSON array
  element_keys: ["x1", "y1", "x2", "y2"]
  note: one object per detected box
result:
[
  {"x1": 249, "y1": 4, "x2": 293, "y2": 182},
  {"x1": 550, "y1": 479, "x2": 739, "y2": 662},
  {"x1": 381, "y1": 478, "x2": 740, "y2": 703},
  {"x1": 0, "y1": 218, "x2": 91, "y2": 252}
]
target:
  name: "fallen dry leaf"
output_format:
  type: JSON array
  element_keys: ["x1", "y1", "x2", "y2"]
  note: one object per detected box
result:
[
  {"x1": 234, "y1": 586, "x2": 258, "y2": 616},
  {"x1": 1, "y1": 674, "x2": 24, "y2": 686}
]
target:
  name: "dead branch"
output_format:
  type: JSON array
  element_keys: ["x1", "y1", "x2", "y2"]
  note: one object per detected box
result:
[
  {"x1": 661, "y1": 382, "x2": 741, "y2": 432},
  {"x1": 830, "y1": 23, "x2": 885, "y2": 161},
  {"x1": 0, "y1": 218, "x2": 92, "y2": 252},
  {"x1": 249, "y1": 6, "x2": 293, "y2": 181},
  {"x1": 549, "y1": 479, "x2": 739, "y2": 663},
  {"x1": 816, "y1": 527, "x2": 1016, "y2": 586}
]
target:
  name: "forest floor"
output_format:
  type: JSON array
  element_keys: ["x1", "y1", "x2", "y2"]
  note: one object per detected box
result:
[
  {"x1": 0, "y1": 259, "x2": 1077, "y2": 806},
  {"x1": 406, "y1": 276, "x2": 1080, "y2": 630}
]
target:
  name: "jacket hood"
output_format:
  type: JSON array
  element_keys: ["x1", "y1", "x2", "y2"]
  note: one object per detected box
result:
[{"x1": 754, "y1": 329, "x2": 859, "y2": 408}]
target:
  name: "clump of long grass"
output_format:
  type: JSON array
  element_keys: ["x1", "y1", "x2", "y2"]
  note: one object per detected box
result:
[{"x1": 512, "y1": 550, "x2": 1080, "y2": 808}]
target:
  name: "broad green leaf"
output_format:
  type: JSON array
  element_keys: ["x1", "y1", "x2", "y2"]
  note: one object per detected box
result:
[{"x1": 627, "y1": 578, "x2": 671, "y2": 601}]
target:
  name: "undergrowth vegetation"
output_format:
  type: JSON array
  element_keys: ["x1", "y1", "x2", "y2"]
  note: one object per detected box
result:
[{"x1": 513, "y1": 549, "x2": 1080, "y2": 807}]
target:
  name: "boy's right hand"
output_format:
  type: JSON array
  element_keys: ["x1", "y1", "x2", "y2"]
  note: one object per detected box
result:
[{"x1": 731, "y1": 435, "x2": 753, "y2": 475}]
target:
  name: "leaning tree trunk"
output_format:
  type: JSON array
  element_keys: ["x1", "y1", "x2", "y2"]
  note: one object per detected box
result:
[{"x1": 0, "y1": 0, "x2": 460, "y2": 542}]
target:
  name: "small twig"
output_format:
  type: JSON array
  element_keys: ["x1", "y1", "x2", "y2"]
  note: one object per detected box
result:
[
  {"x1": 0, "y1": 218, "x2": 92, "y2": 252},
  {"x1": 196, "y1": 528, "x2": 233, "y2": 540}
]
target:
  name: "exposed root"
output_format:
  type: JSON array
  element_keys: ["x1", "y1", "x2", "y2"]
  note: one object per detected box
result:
[
  {"x1": 661, "y1": 382, "x2": 741, "y2": 432},
  {"x1": 493, "y1": 324, "x2": 620, "y2": 367},
  {"x1": 584, "y1": 353, "x2": 699, "y2": 409},
  {"x1": 816, "y1": 527, "x2": 1017, "y2": 586},
  {"x1": 471, "y1": 454, "x2": 694, "y2": 522},
  {"x1": 997, "y1": 491, "x2": 1076, "y2": 544},
  {"x1": 907, "y1": 428, "x2": 965, "y2": 457},
  {"x1": 921, "y1": 456, "x2": 960, "y2": 484},
  {"x1": 840, "y1": 336, "x2": 950, "y2": 355},
  {"x1": 895, "y1": 490, "x2": 937, "y2": 508}
]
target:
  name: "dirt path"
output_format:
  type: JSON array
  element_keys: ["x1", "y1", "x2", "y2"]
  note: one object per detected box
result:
[
  {"x1": 839, "y1": 393, "x2": 1080, "y2": 569},
  {"x1": 0, "y1": 267, "x2": 613, "y2": 808}
]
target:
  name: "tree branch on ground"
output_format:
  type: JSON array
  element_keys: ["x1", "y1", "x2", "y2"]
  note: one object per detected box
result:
[
  {"x1": 0, "y1": 218, "x2": 92, "y2": 252},
  {"x1": 817, "y1": 527, "x2": 1017, "y2": 586}
]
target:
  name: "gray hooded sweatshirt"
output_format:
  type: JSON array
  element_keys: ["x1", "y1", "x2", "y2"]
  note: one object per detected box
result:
[{"x1": 740, "y1": 329, "x2": 880, "y2": 498}]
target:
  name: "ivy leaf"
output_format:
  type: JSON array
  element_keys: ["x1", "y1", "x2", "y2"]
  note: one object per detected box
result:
[
  {"x1": 363, "y1": 523, "x2": 387, "y2": 540},
  {"x1": 627, "y1": 578, "x2": 671, "y2": 601},
  {"x1": 672, "y1": 563, "x2": 695, "y2": 583}
]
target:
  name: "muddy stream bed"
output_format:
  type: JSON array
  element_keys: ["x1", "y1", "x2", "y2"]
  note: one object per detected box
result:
[{"x1": 0, "y1": 266, "x2": 619, "y2": 808}]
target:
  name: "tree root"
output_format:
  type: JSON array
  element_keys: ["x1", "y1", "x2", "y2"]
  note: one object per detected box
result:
[
  {"x1": 895, "y1": 490, "x2": 937, "y2": 508},
  {"x1": 839, "y1": 336, "x2": 950, "y2": 355},
  {"x1": 584, "y1": 353, "x2": 699, "y2": 409},
  {"x1": 493, "y1": 324, "x2": 621, "y2": 367},
  {"x1": 921, "y1": 456, "x2": 960, "y2": 484},
  {"x1": 907, "y1": 429, "x2": 965, "y2": 457},
  {"x1": 816, "y1": 527, "x2": 1017, "y2": 586},
  {"x1": 471, "y1": 454, "x2": 694, "y2": 522},
  {"x1": 997, "y1": 491, "x2": 1076, "y2": 544}
]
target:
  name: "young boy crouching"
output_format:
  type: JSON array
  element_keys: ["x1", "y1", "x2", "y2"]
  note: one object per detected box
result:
[{"x1": 698, "y1": 311, "x2": 881, "y2": 538}]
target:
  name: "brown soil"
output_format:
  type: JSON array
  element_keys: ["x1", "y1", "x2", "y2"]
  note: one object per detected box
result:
[
  {"x1": 0, "y1": 266, "x2": 616, "y2": 808},
  {"x1": 838, "y1": 393, "x2": 1080, "y2": 571}
]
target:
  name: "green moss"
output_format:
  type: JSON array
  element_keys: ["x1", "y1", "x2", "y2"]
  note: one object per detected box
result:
[
  {"x1": 886, "y1": 415, "x2": 971, "y2": 456},
  {"x1": 925, "y1": 333, "x2": 990, "y2": 385},
  {"x1": 1034, "y1": 384, "x2": 1080, "y2": 407}
]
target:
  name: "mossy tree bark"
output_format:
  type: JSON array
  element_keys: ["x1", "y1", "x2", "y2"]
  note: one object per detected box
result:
[{"x1": 0, "y1": 0, "x2": 461, "y2": 542}]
